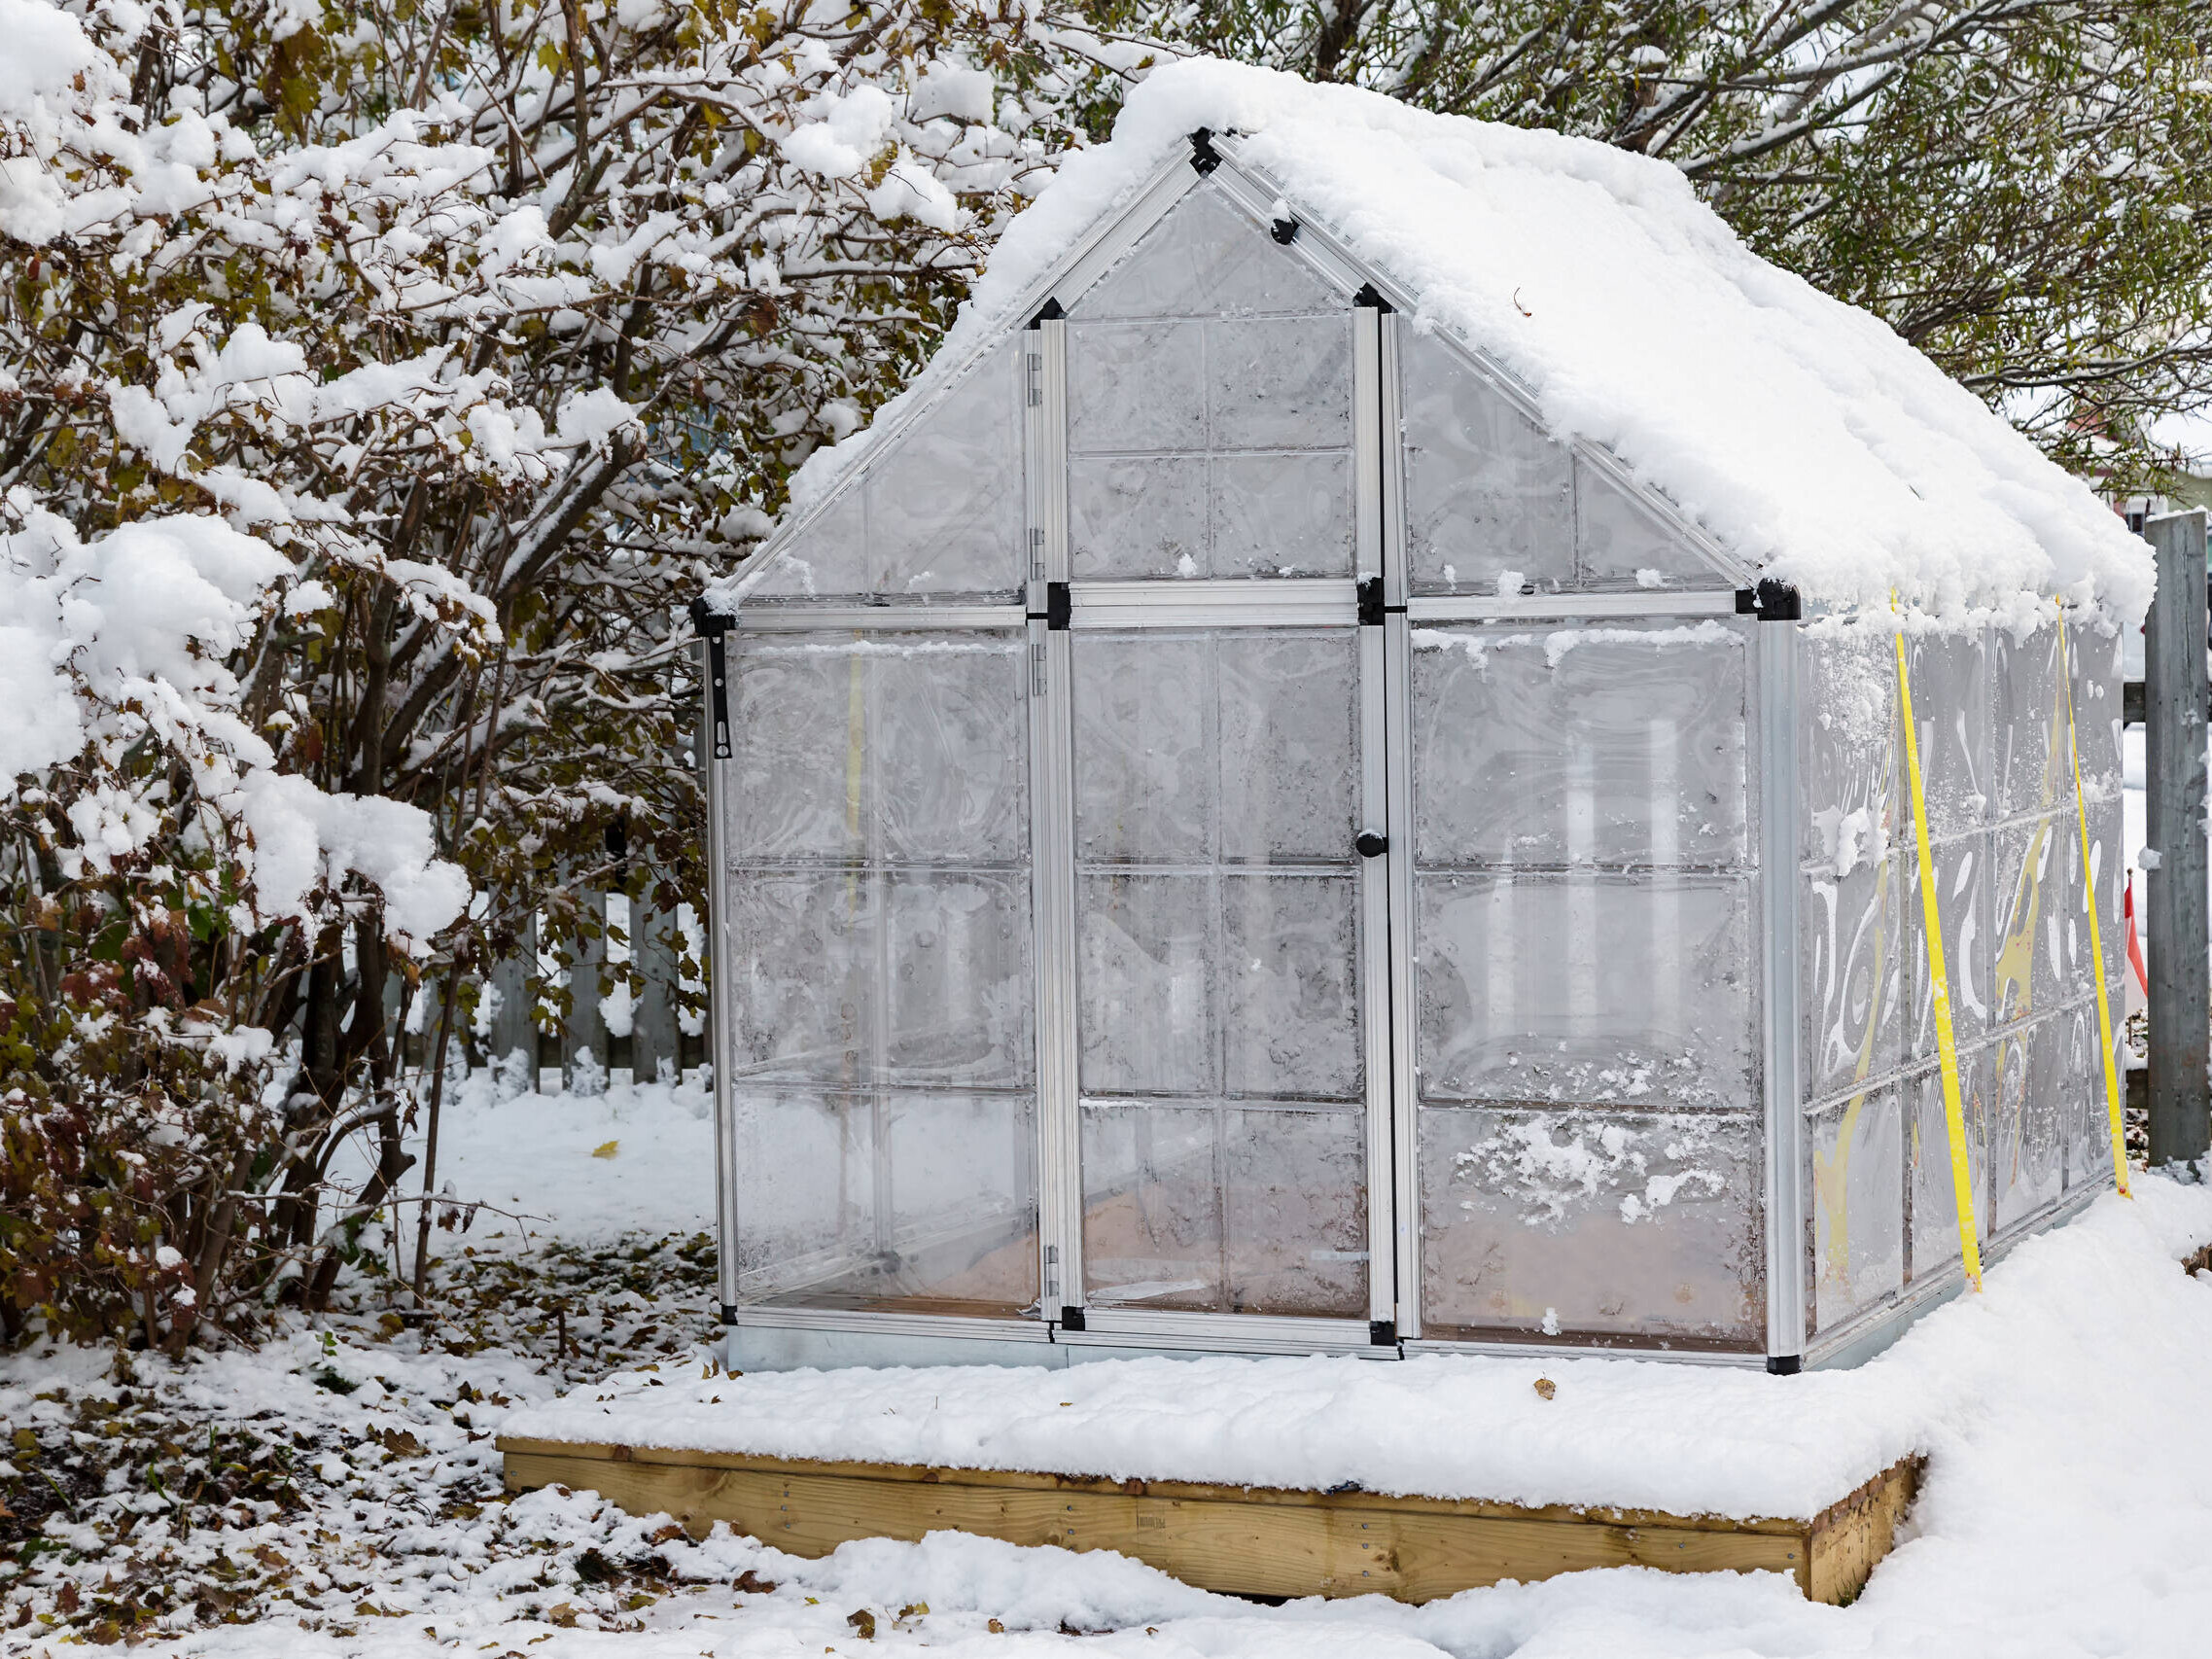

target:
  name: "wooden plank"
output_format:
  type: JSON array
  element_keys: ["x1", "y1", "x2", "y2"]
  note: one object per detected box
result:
[{"x1": 498, "y1": 1439, "x2": 1921, "y2": 1604}]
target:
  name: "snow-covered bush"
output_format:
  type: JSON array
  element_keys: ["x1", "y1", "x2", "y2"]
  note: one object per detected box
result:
[{"x1": 1, "y1": 0, "x2": 1132, "y2": 1346}]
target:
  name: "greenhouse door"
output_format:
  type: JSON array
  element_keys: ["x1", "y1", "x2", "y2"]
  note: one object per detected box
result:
[{"x1": 1042, "y1": 592, "x2": 1397, "y2": 1344}]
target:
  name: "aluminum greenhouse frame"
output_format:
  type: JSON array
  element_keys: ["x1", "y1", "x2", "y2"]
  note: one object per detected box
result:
[{"x1": 695, "y1": 128, "x2": 2125, "y2": 1376}]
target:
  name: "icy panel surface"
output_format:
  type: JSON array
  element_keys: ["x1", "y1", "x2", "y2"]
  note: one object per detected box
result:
[
  {"x1": 875, "y1": 641, "x2": 1030, "y2": 864},
  {"x1": 1069, "y1": 455, "x2": 1207, "y2": 580},
  {"x1": 1905, "y1": 1048, "x2": 1993, "y2": 1279},
  {"x1": 1080, "y1": 1101, "x2": 1223, "y2": 1311},
  {"x1": 1574, "y1": 459, "x2": 1721, "y2": 588},
  {"x1": 1902, "y1": 832, "x2": 1995, "y2": 1061},
  {"x1": 1992, "y1": 1018, "x2": 2063, "y2": 1232},
  {"x1": 1221, "y1": 873, "x2": 1360, "y2": 1098},
  {"x1": 1994, "y1": 620, "x2": 2065, "y2": 821},
  {"x1": 722, "y1": 869, "x2": 878, "y2": 1086},
  {"x1": 1068, "y1": 319, "x2": 1208, "y2": 453},
  {"x1": 1077, "y1": 872, "x2": 1218, "y2": 1097},
  {"x1": 1072, "y1": 634, "x2": 1214, "y2": 864},
  {"x1": 884, "y1": 871, "x2": 1033, "y2": 1089},
  {"x1": 727, "y1": 637, "x2": 868, "y2": 861},
  {"x1": 1211, "y1": 451, "x2": 1354, "y2": 577},
  {"x1": 1808, "y1": 1090, "x2": 1905, "y2": 1333},
  {"x1": 1801, "y1": 859, "x2": 1904, "y2": 1109},
  {"x1": 1207, "y1": 315, "x2": 1352, "y2": 450},
  {"x1": 1221, "y1": 1106, "x2": 1367, "y2": 1316},
  {"x1": 1074, "y1": 183, "x2": 1338, "y2": 320},
  {"x1": 1216, "y1": 631, "x2": 1359, "y2": 862},
  {"x1": 1399, "y1": 331, "x2": 1573, "y2": 593},
  {"x1": 1412, "y1": 623, "x2": 1749, "y2": 869},
  {"x1": 1902, "y1": 628, "x2": 1993, "y2": 842},
  {"x1": 2068, "y1": 619, "x2": 2124, "y2": 797},
  {"x1": 1418, "y1": 873, "x2": 1756, "y2": 1109},
  {"x1": 2061, "y1": 1003, "x2": 2119, "y2": 1192},
  {"x1": 1799, "y1": 628, "x2": 1898, "y2": 872},
  {"x1": 1419, "y1": 1107, "x2": 1761, "y2": 1345},
  {"x1": 865, "y1": 339, "x2": 1024, "y2": 596}
]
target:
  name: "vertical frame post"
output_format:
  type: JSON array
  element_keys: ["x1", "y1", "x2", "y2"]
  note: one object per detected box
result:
[
  {"x1": 2145, "y1": 509, "x2": 2211, "y2": 1171},
  {"x1": 1026, "y1": 314, "x2": 1086, "y2": 1321},
  {"x1": 693, "y1": 619, "x2": 742, "y2": 1356},
  {"x1": 1757, "y1": 592, "x2": 1808, "y2": 1369}
]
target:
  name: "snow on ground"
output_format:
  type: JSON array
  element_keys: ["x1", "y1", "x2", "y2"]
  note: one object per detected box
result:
[{"x1": 10, "y1": 1079, "x2": 2212, "y2": 1658}]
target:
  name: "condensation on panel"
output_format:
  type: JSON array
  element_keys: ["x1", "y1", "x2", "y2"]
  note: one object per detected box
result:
[
  {"x1": 1573, "y1": 459, "x2": 1722, "y2": 589},
  {"x1": 1411, "y1": 623, "x2": 1749, "y2": 869},
  {"x1": 1398, "y1": 329, "x2": 1572, "y2": 593},
  {"x1": 1068, "y1": 318, "x2": 1209, "y2": 455},
  {"x1": 1069, "y1": 456, "x2": 1207, "y2": 580},
  {"x1": 1221, "y1": 874, "x2": 1360, "y2": 1098},
  {"x1": 1211, "y1": 451, "x2": 1354, "y2": 577},
  {"x1": 883, "y1": 871, "x2": 1035, "y2": 1089},
  {"x1": 1419, "y1": 1107, "x2": 1762, "y2": 1345},
  {"x1": 1077, "y1": 871, "x2": 1216, "y2": 1097},
  {"x1": 1991, "y1": 813, "x2": 2093, "y2": 1031},
  {"x1": 1417, "y1": 873, "x2": 1756, "y2": 1110},
  {"x1": 1902, "y1": 628, "x2": 1993, "y2": 843},
  {"x1": 727, "y1": 632, "x2": 1027, "y2": 865},
  {"x1": 2068, "y1": 618, "x2": 2125, "y2": 800},
  {"x1": 1079, "y1": 1100, "x2": 1223, "y2": 1311},
  {"x1": 747, "y1": 344, "x2": 1022, "y2": 602},
  {"x1": 723, "y1": 869, "x2": 877, "y2": 1087},
  {"x1": 1798, "y1": 627, "x2": 1897, "y2": 877},
  {"x1": 1221, "y1": 1106, "x2": 1368, "y2": 1316},
  {"x1": 1994, "y1": 620, "x2": 2067, "y2": 822},
  {"x1": 1073, "y1": 182, "x2": 1339, "y2": 321},
  {"x1": 1074, "y1": 631, "x2": 1357, "y2": 865},
  {"x1": 1801, "y1": 858, "x2": 1903, "y2": 1110},
  {"x1": 1808, "y1": 1088, "x2": 1905, "y2": 1333},
  {"x1": 1904, "y1": 1048, "x2": 1993, "y2": 1280},
  {"x1": 2060, "y1": 1002, "x2": 2120, "y2": 1193},
  {"x1": 1992, "y1": 1016, "x2": 2064, "y2": 1232},
  {"x1": 1902, "y1": 831, "x2": 1994, "y2": 1063},
  {"x1": 735, "y1": 1088, "x2": 1038, "y2": 1313},
  {"x1": 1208, "y1": 315, "x2": 1352, "y2": 450}
]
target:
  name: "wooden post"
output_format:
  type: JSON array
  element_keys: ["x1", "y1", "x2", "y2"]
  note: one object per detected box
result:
[{"x1": 2143, "y1": 509, "x2": 2211, "y2": 1172}]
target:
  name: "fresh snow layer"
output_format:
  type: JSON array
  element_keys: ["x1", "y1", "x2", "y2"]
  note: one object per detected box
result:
[
  {"x1": 774, "y1": 58, "x2": 2150, "y2": 626},
  {"x1": 507, "y1": 1175, "x2": 2212, "y2": 1527}
]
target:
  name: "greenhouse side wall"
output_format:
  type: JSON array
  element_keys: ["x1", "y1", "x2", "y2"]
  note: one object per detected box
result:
[{"x1": 1796, "y1": 615, "x2": 2124, "y2": 1359}]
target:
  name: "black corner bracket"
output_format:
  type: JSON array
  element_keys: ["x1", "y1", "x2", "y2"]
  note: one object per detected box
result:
[
  {"x1": 1028, "y1": 296, "x2": 1065, "y2": 330},
  {"x1": 1271, "y1": 218, "x2": 1299, "y2": 245},
  {"x1": 1766, "y1": 1353, "x2": 1803, "y2": 1375},
  {"x1": 1189, "y1": 127, "x2": 1222, "y2": 175},
  {"x1": 688, "y1": 594, "x2": 736, "y2": 759},
  {"x1": 1735, "y1": 579, "x2": 1803, "y2": 622},
  {"x1": 1059, "y1": 1305, "x2": 1087, "y2": 1332},
  {"x1": 1353, "y1": 281, "x2": 1394, "y2": 314},
  {"x1": 1369, "y1": 1319, "x2": 1398, "y2": 1347},
  {"x1": 719, "y1": 1302, "x2": 740, "y2": 1325}
]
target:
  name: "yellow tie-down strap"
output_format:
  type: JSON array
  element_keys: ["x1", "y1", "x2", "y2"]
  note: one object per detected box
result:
[
  {"x1": 1894, "y1": 621, "x2": 1985, "y2": 1289},
  {"x1": 2057, "y1": 608, "x2": 2130, "y2": 1197}
]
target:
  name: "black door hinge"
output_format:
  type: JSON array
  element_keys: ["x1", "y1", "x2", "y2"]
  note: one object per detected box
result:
[
  {"x1": 688, "y1": 596, "x2": 735, "y2": 759},
  {"x1": 1189, "y1": 128, "x2": 1222, "y2": 175}
]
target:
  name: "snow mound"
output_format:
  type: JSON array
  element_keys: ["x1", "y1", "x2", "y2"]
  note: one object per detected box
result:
[{"x1": 783, "y1": 58, "x2": 2150, "y2": 626}]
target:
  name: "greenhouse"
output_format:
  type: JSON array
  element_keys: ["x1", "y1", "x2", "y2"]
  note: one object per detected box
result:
[{"x1": 693, "y1": 70, "x2": 2146, "y2": 1374}]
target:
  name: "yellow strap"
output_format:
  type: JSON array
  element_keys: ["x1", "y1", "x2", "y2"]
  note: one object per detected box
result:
[
  {"x1": 1894, "y1": 622, "x2": 1985, "y2": 1289},
  {"x1": 2056, "y1": 609, "x2": 2131, "y2": 1197}
]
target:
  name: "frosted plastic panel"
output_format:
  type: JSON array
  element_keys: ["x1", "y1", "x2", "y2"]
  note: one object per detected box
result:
[
  {"x1": 2069, "y1": 621, "x2": 2124, "y2": 796},
  {"x1": 1069, "y1": 456, "x2": 1206, "y2": 579},
  {"x1": 1808, "y1": 1091, "x2": 1905, "y2": 1332},
  {"x1": 1221, "y1": 875, "x2": 1359, "y2": 1097},
  {"x1": 748, "y1": 343, "x2": 1023, "y2": 601},
  {"x1": 1801, "y1": 858, "x2": 1904, "y2": 1108},
  {"x1": 1412, "y1": 624, "x2": 1749, "y2": 868},
  {"x1": 1419, "y1": 1107, "x2": 1761, "y2": 1345},
  {"x1": 1993, "y1": 813, "x2": 2097, "y2": 1028},
  {"x1": 1207, "y1": 316, "x2": 1352, "y2": 449},
  {"x1": 1068, "y1": 319, "x2": 1208, "y2": 453},
  {"x1": 1075, "y1": 182, "x2": 1338, "y2": 320},
  {"x1": 724, "y1": 870, "x2": 1030, "y2": 1088},
  {"x1": 1074, "y1": 631, "x2": 1357, "y2": 864},
  {"x1": 1399, "y1": 331, "x2": 1572, "y2": 593},
  {"x1": 1574, "y1": 460, "x2": 1718, "y2": 588},
  {"x1": 1078, "y1": 1102, "x2": 1370, "y2": 1317},
  {"x1": 1068, "y1": 454, "x2": 1353, "y2": 580},
  {"x1": 1992, "y1": 1018, "x2": 2063, "y2": 1231},
  {"x1": 1417, "y1": 873, "x2": 1755, "y2": 1109},
  {"x1": 1994, "y1": 621, "x2": 2065, "y2": 821},
  {"x1": 1211, "y1": 451, "x2": 1354, "y2": 577},
  {"x1": 734, "y1": 1088, "x2": 1038, "y2": 1312},
  {"x1": 2062, "y1": 1004, "x2": 2119, "y2": 1191},
  {"x1": 1905, "y1": 1049, "x2": 1993, "y2": 1279},
  {"x1": 1078, "y1": 872, "x2": 1216, "y2": 1095},
  {"x1": 1902, "y1": 833, "x2": 1993, "y2": 1061},
  {"x1": 1902, "y1": 629, "x2": 1992, "y2": 841},
  {"x1": 1799, "y1": 630, "x2": 1897, "y2": 868},
  {"x1": 729, "y1": 633, "x2": 1027, "y2": 864}
]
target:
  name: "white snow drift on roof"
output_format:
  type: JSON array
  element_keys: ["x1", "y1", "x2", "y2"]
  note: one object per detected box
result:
[{"x1": 783, "y1": 58, "x2": 2150, "y2": 625}]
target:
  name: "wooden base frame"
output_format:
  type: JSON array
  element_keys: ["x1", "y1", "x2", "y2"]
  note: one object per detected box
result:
[{"x1": 500, "y1": 1436, "x2": 1918, "y2": 1606}]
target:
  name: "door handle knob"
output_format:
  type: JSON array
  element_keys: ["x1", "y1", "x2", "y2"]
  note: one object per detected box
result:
[{"x1": 1355, "y1": 831, "x2": 1388, "y2": 858}]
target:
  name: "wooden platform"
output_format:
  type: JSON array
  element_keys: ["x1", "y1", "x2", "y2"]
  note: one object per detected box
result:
[{"x1": 499, "y1": 1435, "x2": 1919, "y2": 1606}]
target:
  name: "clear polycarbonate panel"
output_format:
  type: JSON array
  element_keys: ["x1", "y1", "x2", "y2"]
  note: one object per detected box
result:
[
  {"x1": 1994, "y1": 619, "x2": 2066, "y2": 822},
  {"x1": 1901, "y1": 831, "x2": 1994, "y2": 1062},
  {"x1": 1798, "y1": 628, "x2": 1897, "y2": 872},
  {"x1": 1418, "y1": 1107, "x2": 1762, "y2": 1346},
  {"x1": 1808, "y1": 1089, "x2": 1905, "y2": 1332},
  {"x1": 1411, "y1": 623, "x2": 1749, "y2": 868},
  {"x1": 1800, "y1": 857, "x2": 1904, "y2": 1109},
  {"x1": 1901, "y1": 627, "x2": 1993, "y2": 843},
  {"x1": 2068, "y1": 619, "x2": 2125, "y2": 798},
  {"x1": 1065, "y1": 189, "x2": 1353, "y2": 583},
  {"x1": 2062, "y1": 1002, "x2": 2120, "y2": 1192},
  {"x1": 1078, "y1": 1101, "x2": 1369, "y2": 1318},
  {"x1": 1398, "y1": 330, "x2": 1573, "y2": 594},
  {"x1": 1573, "y1": 460, "x2": 1723, "y2": 589},
  {"x1": 1074, "y1": 180, "x2": 1338, "y2": 321},
  {"x1": 1417, "y1": 872, "x2": 1756, "y2": 1110},
  {"x1": 732, "y1": 1088, "x2": 1039, "y2": 1313},
  {"x1": 1904, "y1": 1048, "x2": 1993, "y2": 1280},
  {"x1": 1071, "y1": 624, "x2": 1368, "y2": 1319},
  {"x1": 1991, "y1": 813, "x2": 2091, "y2": 1028},
  {"x1": 747, "y1": 341, "x2": 1024, "y2": 602},
  {"x1": 722, "y1": 628, "x2": 1037, "y2": 1313},
  {"x1": 1992, "y1": 1016, "x2": 2065, "y2": 1231}
]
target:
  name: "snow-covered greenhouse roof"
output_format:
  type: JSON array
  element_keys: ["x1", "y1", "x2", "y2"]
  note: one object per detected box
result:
[{"x1": 736, "y1": 58, "x2": 2150, "y2": 626}]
